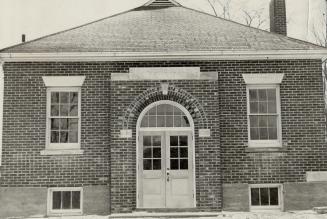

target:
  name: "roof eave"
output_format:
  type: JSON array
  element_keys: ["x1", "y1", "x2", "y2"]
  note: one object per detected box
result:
[{"x1": 0, "y1": 50, "x2": 327, "y2": 62}]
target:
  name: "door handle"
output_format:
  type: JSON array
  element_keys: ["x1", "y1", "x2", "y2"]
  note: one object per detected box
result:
[{"x1": 167, "y1": 169, "x2": 170, "y2": 182}]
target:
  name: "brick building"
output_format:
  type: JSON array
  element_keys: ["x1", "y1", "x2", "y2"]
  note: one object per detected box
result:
[{"x1": 0, "y1": 0, "x2": 327, "y2": 217}]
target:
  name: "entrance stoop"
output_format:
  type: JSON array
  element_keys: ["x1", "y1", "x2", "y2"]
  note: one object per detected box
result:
[{"x1": 109, "y1": 212, "x2": 219, "y2": 218}]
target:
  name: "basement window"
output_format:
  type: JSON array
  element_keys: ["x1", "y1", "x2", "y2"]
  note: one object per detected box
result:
[
  {"x1": 47, "y1": 187, "x2": 83, "y2": 215},
  {"x1": 249, "y1": 184, "x2": 283, "y2": 211}
]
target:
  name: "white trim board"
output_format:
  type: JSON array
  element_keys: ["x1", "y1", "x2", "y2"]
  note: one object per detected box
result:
[
  {"x1": 0, "y1": 62, "x2": 4, "y2": 166},
  {"x1": 42, "y1": 76, "x2": 85, "y2": 87},
  {"x1": 0, "y1": 50, "x2": 326, "y2": 62},
  {"x1": 112, "y1": 67, "x2": 217, "y2": 81},
  {"x1": 242, "y1": 73, "x2": 284, "y2": 84}
]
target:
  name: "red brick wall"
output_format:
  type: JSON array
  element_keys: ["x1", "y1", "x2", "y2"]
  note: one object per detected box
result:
[{"x1": 1, "y1": 59, "x2": 325, "y2": 213}]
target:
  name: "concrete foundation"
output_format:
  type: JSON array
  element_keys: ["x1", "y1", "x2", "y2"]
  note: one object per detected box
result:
[
  {"x1": 0, "y1": 187, "x2": 47, "y2": 218},
  {"x1": 222, "y1": 184, "x2": 249, "y2": 211},
  {"x1": 284, "y1": 182, "x2": 327, "y2": 211},
  {"x1": 0, "y1": 185, "x2": 110, "y2": 218}
]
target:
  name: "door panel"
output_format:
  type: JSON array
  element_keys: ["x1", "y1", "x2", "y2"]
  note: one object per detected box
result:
[
  {"x1": 138, "y1": 131, "x2": 194, "y2": 208},
  {"x1": 166, "y1": 133, "x2": 194, "y2": 208},
  {"x1": 140, "y1": 133, "x2": 165, "y2": 208}
]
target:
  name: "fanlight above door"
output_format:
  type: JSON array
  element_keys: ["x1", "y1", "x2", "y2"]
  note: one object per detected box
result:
[{"x1": 140, "y1": 104, "x2": 190, "y2": 128}]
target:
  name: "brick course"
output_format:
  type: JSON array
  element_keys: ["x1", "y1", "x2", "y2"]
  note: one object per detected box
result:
[{"x1": 0, "y1": 59, "x2": 325, "y2": 213}]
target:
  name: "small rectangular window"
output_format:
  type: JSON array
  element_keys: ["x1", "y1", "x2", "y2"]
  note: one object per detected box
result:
[
  {"x1": 249, "y1": 184, "x2": 282, "y2": 211},
  {"x1": 247, "y1": 85, "x2": 282, "y2": 147},
  {"x1": 48, "y1": 188, "x2": 82, "y2": 215},
  {"x1": 46, "y1": 87, "x2": 81, "y2": 150}
]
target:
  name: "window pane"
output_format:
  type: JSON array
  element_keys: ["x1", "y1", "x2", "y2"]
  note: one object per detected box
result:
[
  {"x1": 174, "y1": 107, "x2": 182, "y2": 115},
  {"x1": 149, "y1": 107, "x2": 156, "y2": 115},
  {"x1": 180, "y1": 159, "x2": 188, "y2": 169},
  {"x1": 268, "y1": 101, "x2": 277, "y2": 113},
  {"x1": 153, "y1": 136, "x2": 161, "y2": 146},
  {"x1": 267, "y1": 89, "x2": 276, "y2": 101},
  {"x1": 258, "y1": 89, "x2": 267, "y2": 101},
  {"x1": 181, "y1": 116, "x2": 190, "y2": 127},
  {"x1": 170, "y1": 136, "x2": 178, "y2": 146},
  {"x1": 157, "y1": 116, "x2": 165, "y2": 127},
  {"x1": 51, "y1": 119, "x2": 60, "y2": 130},
  {"x1": 249, "y1": 89, "x2": 258, "y2": 101},
  {"x1": 250, "y1": 102, "x2": 258, "y2": 113},
  {"x1": 250, "y1": 128, "x2": 259, "y2": 140},
  {"x1": 157, "y1": 104, "x2": 166, "y2": 115},
  {"x1": 148, "y1": 116, "x2": 156, "y2": 127},
  {"x1": 51, "y1": 105, "x2": 59, "y2": 116},
  {"x1": 141, "y1": 116, "x2": 148, "y2": 127},
  {"x1": 143, "y1": 159, "x2": 152, "y2": 170},
  {"x1": 52, "y1": 191, "x2": 61, "y2": 209},
  {"x1": 60, "y1": 119, "x2": 68, "y2": 130},
  {"x1": 68, "y1": 131, "x2": 78, "y2": 143},
  {"x1": 251, "y1": 188, "x2": 260, "y2": 206},
  {"x1": 249, "y1": 116, "x2": 258, "y2": 128},
  {"x1": 170, "y1": 159, "x2": 179, "y2": 170},
  {"x1": 60, "y1": 131, "x2": 68, "y2": 143},
  {"x1": 259, "y1": 102, "x2": 267, "y2": 113},
  {"x1": 259, "y1": 128, "x2": 268, "y2": 140},
  {"x1": 51, "y1": 131, "x2": 59, "y2": 143},
  {"x1": 60, "y1": 104, "x2": 69, "y2": 116},
  {"x1": 60, "y1": 92, "x2": 69, "y2": 103},
  {"x1": 70, "y1": 92, "x2": 78, "y2": 104},
  {"x1": 179, "y1": 136, "x2": 188, "y2": 146},
  {"x1": 62, "y1": 191, "x2": 71, "y2": 209},
  {"x1": 180, "y1": 148, "x2": 188, "y2": 158},
  {"x1": 69, "y1": 105, "x2": 78, "y2": 116},
  {"x1": 259, "y1": 116, "x2": 268, "y2": 128},
  {"x1": 170, "y1": 148, "x2": 178, "y2": 158},
  {"x1": 166, "y1": 105, "x2": 174, "y2": 115},
  {"x1": 143, "y1": 148, "x2": 152, "y2": 158},
  {"x1": 268, "y1": 128, "x2": 277, "y2": 140},
  {"x1": 153, "y1": 148, "x2": 161, "y2": 158},
  {"x1": 269, "y1": 188, "x2": 279, "y2": 205},
  {"x1": 174, "y1": 116, "x2": 181, "y2": 127},
  {"x1": 260, "y1": 188, "x2": 269, "y2": 205},
  {"x1": 268, "y1": 116, "x2": 277, "y2": 127},
  {"x1": 153, "y1": 159, "x2": 161, "y2": 170},
  {"x1": 68, "y1": 119, "x2": 78, "y2": 131},
  {"x1": 51, "y1": 92, "x2": 59, "y2": 104},
  {"x1": 166, "y1": 116, "x2": 173, "y2": 127},
  {"x1": 72, "y1": 191, "x2": 80, "y2": 209},
  {"x1": 143, "y1": 136, "x2": 151, "y2": 146}
]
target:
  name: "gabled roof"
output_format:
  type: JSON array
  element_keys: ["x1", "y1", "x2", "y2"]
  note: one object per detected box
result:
[{"x1": 0, "y1": 0, "x2": 326, "y2": 59}]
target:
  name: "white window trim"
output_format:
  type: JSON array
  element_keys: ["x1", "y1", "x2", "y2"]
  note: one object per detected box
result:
[
  {"x1": 43, "y1": 87, "x2": 82, "y2": 154},
  {"x1": 47, "y1": 187, "x2": 83, "y2": 216},
  {"x1": 246, "y1": 84, "x2": 282, "y2": 148},
  {"x1": 249, "y1": 184, "x2": 283, "y2": 211},
  {"x1": 42, "y1": 76, "x2": 85, "y2": 87}
]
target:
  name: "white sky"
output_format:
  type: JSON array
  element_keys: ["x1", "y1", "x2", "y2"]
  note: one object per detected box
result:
[{"x1": 0, "y1": 0, "x2": 326, "y2": 49}]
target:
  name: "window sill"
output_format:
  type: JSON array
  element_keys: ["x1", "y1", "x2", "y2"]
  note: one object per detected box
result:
[
  {"x1": 40, "y1": 149, "x2": 84, "y2": 155},
  {"x1": 245, "y1": 147, "x2": 286, "y2": 153}
]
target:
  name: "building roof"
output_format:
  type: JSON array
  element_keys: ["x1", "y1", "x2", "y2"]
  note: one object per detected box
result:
[{"x1": 0, "y1": 1, "x2": 325, "y2": 55}]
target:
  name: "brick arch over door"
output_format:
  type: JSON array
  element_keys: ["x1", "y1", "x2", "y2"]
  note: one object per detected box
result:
[{"x1": 121, "y1": 84, "x2": 209, "y2": 130}]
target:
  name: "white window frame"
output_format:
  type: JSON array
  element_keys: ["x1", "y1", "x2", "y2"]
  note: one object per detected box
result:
[
  {"x1": 249, "y1": 184, "x2": 283, "y2": 211},
  {"x1": 46, "y1": 87, "x2": 81, "y2": 150},
  {"x1": 246, "y1": 84, "x2": 282, "y2": 148},
  {"x1": 47, "y1": 187, "x2": 83, "y2": 216}
]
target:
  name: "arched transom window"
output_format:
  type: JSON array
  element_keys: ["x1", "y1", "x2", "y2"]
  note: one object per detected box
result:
[{"x1": 140, "y1": 104, "x2": 190, "y2": 128}]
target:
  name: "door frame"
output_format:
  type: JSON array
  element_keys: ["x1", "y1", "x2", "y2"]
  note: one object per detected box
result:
[{"x1": 136, "y1": 100, "x2": 196, "y2": 208}]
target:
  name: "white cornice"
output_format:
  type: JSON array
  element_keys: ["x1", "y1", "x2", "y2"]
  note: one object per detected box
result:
[{"x1": 0, "y1": 50, "x2": 326, "y2": 62}]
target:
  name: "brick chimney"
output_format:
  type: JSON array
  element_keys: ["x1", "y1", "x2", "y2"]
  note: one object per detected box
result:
[{"x1": 269, "y1": 0, "x2": 287, "y2": 35}]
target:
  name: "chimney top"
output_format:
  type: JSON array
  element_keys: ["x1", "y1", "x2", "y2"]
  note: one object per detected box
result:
[
  {"x1": 270, "y1": 0, "x2": 287, "y2": 35},
  {"x1": 22, "y1": 34, "x2": 26, "y2": 43}
]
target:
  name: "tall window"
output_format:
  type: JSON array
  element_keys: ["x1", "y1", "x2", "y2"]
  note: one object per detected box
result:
[
  {"x1": 47, "y1": 87, "x2": 81, "y2": 150},
  {"x1": 247, "y1": 85, "x2": 281, "y2": 147}
]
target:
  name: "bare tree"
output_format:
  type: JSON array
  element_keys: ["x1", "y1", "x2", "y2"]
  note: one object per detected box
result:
[
  {"x1": 206, "y1": 0, "x2": 266, "y2": 29},
  {"x1": 242, "y1": 8, "x2": 267, "y2": 29}
]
